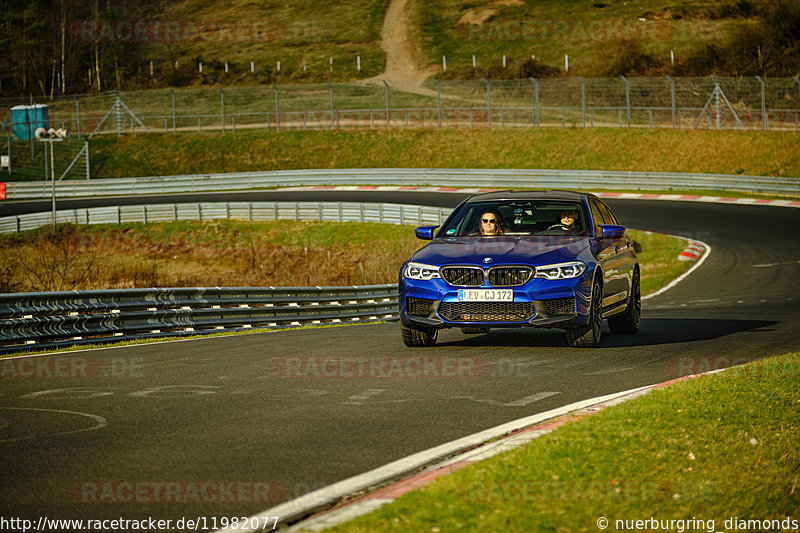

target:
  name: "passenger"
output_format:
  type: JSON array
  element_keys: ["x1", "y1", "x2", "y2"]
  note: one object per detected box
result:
[
  {"x1": 477, "y1": 211, "x2": 504, "y2": 236},
  {"x1": 553, "y1": 209, "x2": 579, "y2": 232}
]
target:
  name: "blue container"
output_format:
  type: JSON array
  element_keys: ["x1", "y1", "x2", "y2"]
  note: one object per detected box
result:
[{"x1": 11, "y1": 104, "x2": 50, "y2": 140}]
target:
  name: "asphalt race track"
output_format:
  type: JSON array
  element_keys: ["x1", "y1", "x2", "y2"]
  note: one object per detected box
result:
[{"x1": 2, "y1": 192, "x2": 799, "y2": 527}]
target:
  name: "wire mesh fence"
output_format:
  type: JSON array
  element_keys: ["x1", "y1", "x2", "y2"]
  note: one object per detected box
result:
[{"x1": 1, "y1": 77, "x2": 798, "y2": 145}]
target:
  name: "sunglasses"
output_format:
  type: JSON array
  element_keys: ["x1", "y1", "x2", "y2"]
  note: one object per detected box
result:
[{"x1": 482, "y1": 218, "x2": 497, "y2": 224}]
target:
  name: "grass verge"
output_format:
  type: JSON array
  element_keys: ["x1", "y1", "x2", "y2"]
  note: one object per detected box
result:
[
  {"x1": 323, "y1": 352, "x2": 800, "y2": 532},
  {"x1": 68, "y1": 129, "x2": 800, "y2": 181}
]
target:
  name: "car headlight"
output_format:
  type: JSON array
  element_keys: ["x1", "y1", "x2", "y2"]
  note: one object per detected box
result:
[
  {"x1": 403, "y1": 262, "x2": 441, "y2": 280},
  {"x1": 534, "y1": 261, "x2": 587, "y2": 280}
]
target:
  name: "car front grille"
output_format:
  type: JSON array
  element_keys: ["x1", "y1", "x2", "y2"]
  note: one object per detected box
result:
[
  {"x1": 488, "y1": 267, "x2": 533, "y2": 286},
  {"x1": 439, "y1": 302, "x2": 536, "y2": 322},
  {"x1": 441, "y1": 267, "x2": 484, "y2": 287},
  {"x1": 441, "y1": 266, "x2": 533, "y2": 287},
  {"x1": 406, "y1": 297, "x2": 435, "y2": 317}
]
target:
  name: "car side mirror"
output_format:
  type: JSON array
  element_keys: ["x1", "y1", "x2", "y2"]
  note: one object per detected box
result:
[
  {"x1": 599, "y1": 224, "x2": 626, "y2": 239},
  {"x1": 415, "y1": 226, "x2": 439, "y2": 240}
]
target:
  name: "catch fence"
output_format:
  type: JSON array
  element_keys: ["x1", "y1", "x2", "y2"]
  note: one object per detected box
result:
[{"x1": 2, "y1": 77, "x2": 798, "y2": 139}]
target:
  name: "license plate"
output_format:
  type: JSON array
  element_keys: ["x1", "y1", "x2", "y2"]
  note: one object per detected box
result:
[{"x1": 457, "y1": 289, "x2": 513, "y2": 302}]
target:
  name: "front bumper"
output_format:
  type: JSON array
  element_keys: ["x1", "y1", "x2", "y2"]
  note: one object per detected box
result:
[{"x1": 399, "y1": 274, "x2": 593, "y2": 330}]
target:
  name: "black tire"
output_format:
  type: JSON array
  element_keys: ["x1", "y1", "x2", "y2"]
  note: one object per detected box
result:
[
  {"x1": 401, "y1": 324, "x2": 438, "y2": 347},
  {"x1": 608, "y1": 269, "x2": 641, "y2": 334},
  {"x1": 565, "y1": 280, "x2": 603, "y2": 348},
  {"x1": 461, "y1": 327, "x2": 490, "y2": 334}
]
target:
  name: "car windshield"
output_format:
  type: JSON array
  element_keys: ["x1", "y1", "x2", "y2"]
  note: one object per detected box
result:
[{"x1": 438, "y1": 200, "x2": 588, "y2": 237}]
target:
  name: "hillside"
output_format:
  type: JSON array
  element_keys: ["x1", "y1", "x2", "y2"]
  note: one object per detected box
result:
[{"x1": 2, "y1": 0, "x2": 798, "y2": 96}]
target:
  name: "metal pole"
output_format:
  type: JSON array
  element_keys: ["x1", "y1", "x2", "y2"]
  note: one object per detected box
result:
[
  {"x1": 5, "y1": 130, "x2": 10, "y2": 174},
  {"x1": 483, "y1": 78, "x2": 492, "y2": 128},
  {"x1": 667, "y1": 76, "x2": 676, "y2": 129},
  {"x1": 755, "y1": 76, "x2": 767, "y2": 131},
  {"x1": 434, "y1": 80, "x2": 442, "y2": 128},
  {"x1": 577, "y1": 77, "x2": 586, "y2": 128},
  {"x1": 529, "y1": 78, "x2": 539, "y2": 127},
  {"x1": 274, "y1": 84, "x2": 280, "y2": 132},
  {"x1": 115, "y1": 91, "x2": 122, "y2": 136},
  {"x1": 383, "y1": 80, "x2": 390, "y2": 128},
  {"x1": 621, "y1": 76, "x2": 631, "y2": 127},
  {"x1": 170, "y1": 88, "x2": 176, "y2": 134},
  {"x1": 327, "y1": 82, "x2": 334, "y2": 130},
  {"x1": 220, "y1": 88, "x2": 225, "y2": 134},
  {"x1": 711, "y1": 75, "x2": 721, "y2": 130},
  {"x1": 84, "y1": 140, "x2": 90, "y2": 179},
  {"x1": 75, "y1": 97, "x2": 81, "y2": 136}
]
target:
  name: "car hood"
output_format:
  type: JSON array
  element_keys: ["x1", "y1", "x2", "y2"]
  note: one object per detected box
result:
[{"x1": 411, "y1": 236, "x2": 592, "y2": 267}]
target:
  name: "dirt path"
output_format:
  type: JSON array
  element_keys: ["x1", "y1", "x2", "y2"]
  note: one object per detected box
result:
[{"x1": 365, "y1": 0, "x2": 437, "y2": 88}]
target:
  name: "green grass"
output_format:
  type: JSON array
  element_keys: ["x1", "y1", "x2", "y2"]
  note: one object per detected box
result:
[
  {"x1": 72, "y1": 128, "x2": 800, "y2": 181},
  {"x1": 323, "y1": 352, "x2": 800, "y2": 532}
]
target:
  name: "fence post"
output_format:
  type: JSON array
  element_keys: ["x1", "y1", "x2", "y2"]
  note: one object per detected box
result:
[
  {"x1": 433, "y1": 80, "x2": 442, "y2": 128},
  {"x1": 795, "y1": 77, "x2": 800, "y2": 133},
  {"x1": 75, "y1": 97, "x2": 81, "y2": 136},
  {"x1": 84, "y1": 141, "x2": 90, "y2": 179},
  {"x1": 220, "y1": 88, "x2": 225, "y2": 134},
  {"x1": 577, "y1": 77, "x2": 586, "y2": 128},
  {"x1": 755, "y1": 76, "x2": 767, "y2": 131},
  {"x1": 620, "y1": 76, "x2": 631, "y2": 128},
  {"x1": 666, "y1": 76, "x2": 676, "y2": 129},
  {"x1": 115, "y1": 91, "x2": 122, "y2": 135},
  {"x1": 274, "y1": 84, "x2": 280, "y2": 132},
  {"x1": 170, "y1": 89, "x2": 177, "y2": 134},
  {"x1": 529, "y1": 78, "x2": 539, "y2": 126},
  {"x1": 383, "y1": 80, "x2": 390, "y2": 128},
  {"x1": 327, "y1": 82, "x2": 335, "y2": 130},
  {"x1": 483, "y1": 78, "x2": 492, "y2": 128}
]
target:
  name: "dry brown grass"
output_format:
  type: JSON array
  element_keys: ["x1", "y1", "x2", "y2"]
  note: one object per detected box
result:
[{"x1": 0, "y1": 221, "x2": 422, "y2": 292}]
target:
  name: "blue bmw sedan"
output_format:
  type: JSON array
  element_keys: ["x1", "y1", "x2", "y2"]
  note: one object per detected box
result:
[{"x1": 399, "y1": 190, "x2": 640, "y2": 348}]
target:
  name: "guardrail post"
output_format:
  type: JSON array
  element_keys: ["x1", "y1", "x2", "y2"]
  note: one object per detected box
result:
[
  {"x1": 483, "y1": 78, "x2": 492, "y2": 128},
  {"x1": 620, "y1": 76, "x2": 631, "y2": 128},
  {"x1": 755, "y1": 76, "x2": 767, "y2": 131}
]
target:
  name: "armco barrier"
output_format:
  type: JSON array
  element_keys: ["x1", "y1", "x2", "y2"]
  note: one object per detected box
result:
[
  {"x1": 3, "y1": 168, "x2": 799, "y2": 200},
  {"x1": 0, "y1": 286, "x2": 398, "y2": 354},
  {"x1": 0, "y1": 200, "x2": 454, "y2": 352},
  {"x1": 0, "y1": 201, "x2": 452, "y2": 235}
]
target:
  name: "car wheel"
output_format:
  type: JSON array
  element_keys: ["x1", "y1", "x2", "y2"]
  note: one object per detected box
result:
[
  {"x1": 461, "y1": 327, "x2": 490, "y2": 334},
  {"x1": 565, "y1": 280, "x2": 602, "y2": 348},
  {"x1": 608, "y1": 269, "x2": 641, "y2": 334},
  {"x1": 401, "y1": 324, "x2": 439, "y2": 347}
]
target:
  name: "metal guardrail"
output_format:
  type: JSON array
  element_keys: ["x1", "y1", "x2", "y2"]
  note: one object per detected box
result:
[
  {"x1": 0, "y1": 286, "x2": 398, "y2": 354},
  {"x1": 0, "y1": 200, "x2": 454, "y2": 352},
  {"x1": 3, "y1": 168, "x2": 799, "y2": 200},
  {"x1": 0, "y1": 201, "x2": 451, "y2": 235}
]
